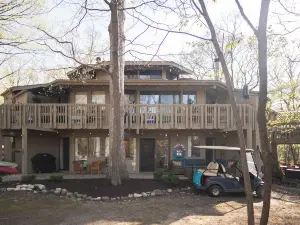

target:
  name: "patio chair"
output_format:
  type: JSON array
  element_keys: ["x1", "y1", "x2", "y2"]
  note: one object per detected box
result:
[
  {"x1": 72, "y1": 160, "x2": 84, "y2": 173},
  {"x1": 90, "y1": 160, "x2": 102, "y2": 174}
]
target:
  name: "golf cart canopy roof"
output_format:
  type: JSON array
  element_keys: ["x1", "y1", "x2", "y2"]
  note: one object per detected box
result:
[{"x1": 193, "y1": 146, "x2": 254, "y2": 152}]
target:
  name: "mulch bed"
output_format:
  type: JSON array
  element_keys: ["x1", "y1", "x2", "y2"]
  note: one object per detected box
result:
[{"x1": 0, "y1": 179, "x2": 191, "y2": 197}]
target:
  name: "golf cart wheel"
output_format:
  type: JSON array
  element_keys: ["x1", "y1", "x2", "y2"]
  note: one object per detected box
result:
[
  {"x1": 208, "y1": 185, "x2": 223, "y2": 197},
  {"x1": 256, "y1": 186, "x2": 264, "y2": 198}
]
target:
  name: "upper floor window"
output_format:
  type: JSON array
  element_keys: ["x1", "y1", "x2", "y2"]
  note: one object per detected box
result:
[
  {"x1": 140, "y1": 91, "x2": 180, "y2": 104},
  {"x1": 125, "y1": 70, "x2": 162, "y2": 80},
  {"x1": 125, "y1": 90, "x2": 136, "y2": 104},
  {"x1": 125, "y1": 70, "x2": 138, "y2": 79},
  {"x1": 140, "y1": 70, "x2": 162, "y2": 80},
  {"x1": 92, "y1": 91, "x2": 105, "y2": 104},
  {"x1": 75, "y1": 92, "x2": 87, "y2": 104},
  {"x1": 183, "y1": 92, "x2": 196, "y2": 104}
]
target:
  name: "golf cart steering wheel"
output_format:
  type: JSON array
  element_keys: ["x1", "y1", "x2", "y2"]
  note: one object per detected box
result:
[{"x1": 230, "y1": 161, "x2": 238, "y2": 168}]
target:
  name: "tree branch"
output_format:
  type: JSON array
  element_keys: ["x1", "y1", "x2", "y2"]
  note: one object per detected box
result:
[
  {"x1": 235, "y1": 0, "x2": 258, "y2": 36},
  {"x1": 127, "y1": 11, "x2": 211, "y2": 41}
]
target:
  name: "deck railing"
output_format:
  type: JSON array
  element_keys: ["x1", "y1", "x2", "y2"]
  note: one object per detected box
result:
[{"x1": 0, "y1": 104, "x2": 255, "y2": 130}]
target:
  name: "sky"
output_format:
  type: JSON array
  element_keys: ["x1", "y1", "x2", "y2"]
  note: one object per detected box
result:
[
  {"x1": 35, "y1": 0, "x2": 261, "y2": 68},
  {"x1": 0, "y1": 0, "x2": 299, "y2": 91}
]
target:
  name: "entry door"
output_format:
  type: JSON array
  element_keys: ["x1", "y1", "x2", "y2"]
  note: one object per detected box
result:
[
  {"x1": 63, "y1": 138, "x2": 70, "y2": 171},
  {"x1": 205, "y1": 138, "x2": 216, "y2": 164},
  {"x1": 140, "y1": 138, "x2": 155, "y2": 172}
]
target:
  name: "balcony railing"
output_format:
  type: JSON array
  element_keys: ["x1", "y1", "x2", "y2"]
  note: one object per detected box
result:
[{"x1": 0, "y1": 104, "x2": 256, "y2": 130}]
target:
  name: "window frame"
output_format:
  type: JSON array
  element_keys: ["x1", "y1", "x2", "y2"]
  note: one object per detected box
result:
[
  {"x1": 75, "y1": 92, "x2": 87, "y2": 104},
  {"x1": 92, "y1": 91, "x2": 105, "y2": 104}
]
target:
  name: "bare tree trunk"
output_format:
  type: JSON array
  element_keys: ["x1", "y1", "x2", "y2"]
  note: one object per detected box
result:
[
  {"x1": 256, "y1": 1, "x2": 272, "y2": 224},
  {"x1": 198, "y1": 1, "x2": 254, "y2": 224},
  {"x1": 270, "y1": 134, "x2": 283, "y2": 183},
  {"x1": 107, "y1": 0, "x2": 128, "y2": 186},
  {"x1": 289, "y1": 145, "x2": 297, "y2": 165}
]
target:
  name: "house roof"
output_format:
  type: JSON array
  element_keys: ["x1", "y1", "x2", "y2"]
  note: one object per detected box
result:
[
  {"x1": 66, "y1": 61, "x2": 193, "y2": 78},
  {"x1": 1, "y1": 83, "x2": 47, "y2": 96},
  {"x1": 2, "y1": 78, "x2": 232, "y2": 96},
  {"x1": 2, "y1": 78, "x2": 261, "y2": 98}
]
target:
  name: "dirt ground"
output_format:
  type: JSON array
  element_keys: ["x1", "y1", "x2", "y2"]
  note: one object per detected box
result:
[
  {"x1": 0, "y1": 179, "x2": 191, "y2": 197},
  {"x1": 0, "y1": 186, "x2": 300, "y2": 225}
]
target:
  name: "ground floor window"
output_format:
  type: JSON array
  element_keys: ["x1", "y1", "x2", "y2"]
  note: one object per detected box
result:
[
  {"x1": 124, "y1": 138, "x2": 136, "y2": 159},
  {"x1": 191, "y1": 136, "x2": 204, "y2": 157},
  {"x1": 156, "y1": 139, "x2": 169, "y2": 169},
  {"x1": 75, "y1": 137, "x2": 102, "y2": 160},
  {"x1": 101, "y1": 137, "x2": 136, "y2": 159}
]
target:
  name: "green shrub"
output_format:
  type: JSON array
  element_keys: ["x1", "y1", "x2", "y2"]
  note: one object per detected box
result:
[
  {"x1": 164, "y1": 172, "x2": 179, "y2": 186},
  {"x1": 49, "y1": 175, "x2": 63, "y2": 182},
  {"x1": 153, "y1": 169, "x2": 164, "y2": 180},
  {"x1": 21, "y1": 174, "x2": 36, "y2": 183}
]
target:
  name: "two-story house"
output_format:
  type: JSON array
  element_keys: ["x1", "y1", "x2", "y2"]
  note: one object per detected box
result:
[{"x1": 0, "y1": 61, "x2": 260, "y2": 175}]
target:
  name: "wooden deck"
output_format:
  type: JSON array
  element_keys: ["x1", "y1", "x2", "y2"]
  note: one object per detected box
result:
[{"x1": 0, "y1": 104, "x2": 255, "y2": 130}]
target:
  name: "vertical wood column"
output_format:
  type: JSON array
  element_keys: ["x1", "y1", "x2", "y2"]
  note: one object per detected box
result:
[
  {"x1": 162, "y1": 68, "x2": 167, "y2": 80},
  {"x1": 22, "y1": 127, "x2": 28, "y2": 175},
  {"x1": 187, "y1": 136, "x2": 192, "y2": 157},
  {"x1": 247, "y1": 127, "x2": 253, "y2": 149},
  {"x1": 136, "y1": 89, "x2": 140, "y2": 104},
  {"x1": 196, "y1": 88, "x2": 206, "y2": 104},
  {"x1": 69, "y1": 136, "x2": 75, "y2": 172},
  {"x1": 87, "y1": 91, "x2": 92, "y2": 104},
  {"x1": 136, "y1": 137, "x2": 140, "y2": 173}
]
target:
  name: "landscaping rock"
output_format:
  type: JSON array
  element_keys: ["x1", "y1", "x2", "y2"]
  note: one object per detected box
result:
[
  {"x1": 151, "y1": 192, "x2": 156, "y2": 197},
  {"x1": 54, "y1": 190, "x2": 61, "y2": 195},
  {"x1": 120, "y1": 196, "x2": 126, "y2": 200},
  {"x1": 74, "y1": 192, "x2": 78, "y2": 196},
  {"x1": 55, "y1": 188, "x2": 62, "y2": 192},
  {"x1": 153, "y1": 189, "x2": 162, "y2": 196},
  {"x1": 61, "y1": 189, "x2": 67, "y2": 195},
  {"x1": 20, "y1": 188, "x2": 26, "y2": 191},
  {"x1": 111, "y1": 198, "x2": 116, "y2": 201},
  {"x1": 128, "y1": 194, "x2": 133, "y2": 198},
  {"x1": 174, "y1": 188, "x2": 180, "y2": 193},
  {"x1": 7, "y1": 188, "x2": 14, "y2": 191},
  {"x1": 167, "y1": 189, "x2": 172, "y2": 193},
  {"x1": 66, "y1": 192, "x2": 73, "y2": 197},
  {"x1": 133, "y1": 193, "x2": 142, "y2": 198},
  {"x1": 26, "y1": 188, "x2": 32, "y2": 191},
  {"x1": 34, "y1": 191, "x2": 37, "y2": 194},
  {"x1": 16, "y1": 185, "x2": 23, "y2": 189},
  {"x1": 77, "y1": 198, "x2": 82, "y2": 201},
  {"x1": 116, "y1": 197, "x2": 120, "y2": 200},
  {"x1": 95, "y1": 197, "x2": 101, "y2": 201},
  {"x1": 142, "y1": 192, "x2": 148, "y2": 197},
  {"x1": 34, "y1": 184, "x2": 46, "y2": 191},
  {"x1": 82, "y1": 194, "x2": 87, "y2": 198},
  {"x1": 42, "y1": 190, "x2": 48, "y2": 194},
  {"x1": 50, "y1": 189, "x2": 55, "y2": 193},
  {"x1": 14, "y1": 187, "x2": 21, "y2": 191},
  {"x1": 0, "y1": 188, "x2": 6, "y2": 192},
  {"x1": 77, "y1": 194, "x2": 83, "y2": 198},
  {"x1": 102, "y1": 196, "x2": 109, "y2": 201},
  {"x1": 27, "y1": 184, "x2": 34, "y2": 189}
]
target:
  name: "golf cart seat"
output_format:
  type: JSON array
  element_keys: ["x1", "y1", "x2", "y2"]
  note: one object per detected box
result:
[{"x1": 197, "y1": 162, "x2": 222, "y2": 176}]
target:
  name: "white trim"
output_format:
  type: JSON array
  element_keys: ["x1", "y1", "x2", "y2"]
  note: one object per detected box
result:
[{"x1": 193, "y1": 145, "x2": 253, "y2": 152}]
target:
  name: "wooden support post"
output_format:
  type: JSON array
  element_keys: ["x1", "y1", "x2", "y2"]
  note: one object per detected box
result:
[
  {"x1": 247, "y1": 127, "x2": 252, "y2": 149},
  {"x1": 22, "y1": 127, "x2": 28, "y2": 175}
]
